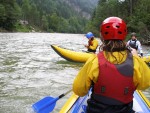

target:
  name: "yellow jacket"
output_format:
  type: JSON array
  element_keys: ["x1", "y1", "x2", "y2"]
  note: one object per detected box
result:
[
  {"x1": 73, "y1": 51, "x2": 150, "y2": 97},
  {"x1": 88, "y1": 38, "x2": 99, "y2": 50}
]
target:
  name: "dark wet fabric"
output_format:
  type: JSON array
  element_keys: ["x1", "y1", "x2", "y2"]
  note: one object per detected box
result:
[
  {"x1": 129, "y1": 40, "x2": 138, "y2": 50},
  {"x1": 86, "y1": 98, "x2": 135, "y2": 113},
  {"x1": 88, "y1": 48, "x2": 96, "y2": 53}
]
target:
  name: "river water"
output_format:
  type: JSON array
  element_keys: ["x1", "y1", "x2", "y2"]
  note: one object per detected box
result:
[{"x1": 0, "y1": 33, "x2": 150, "y2": 113}]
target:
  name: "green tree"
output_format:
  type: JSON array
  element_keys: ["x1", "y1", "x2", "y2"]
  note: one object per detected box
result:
[
  {"x1": 48, "y1": 13, "x2": 60, "y2": 32},
  {"x1": 41, "y1": 15, "x2": 48, "y2": 31},
  {"x1": 0, "y1": 0, "x2": 20, "y2": 30},
  {"x1": 29, "y1": 3, "x2": 40, "y2": 26},
  {"x1": 0, "y1": 4, "x2": 6, "y2": 28},
  {"x1": 86, "y1": 0, "x2": 150, "y2": 39},
  {"x1": 57, "y1": 18, "x2": 69, "y2": 33},
  {"x1": 68, "y1": 17, "x2": 81, "y2": 33},
  {"x1": 22, "y1": 0, "x2": 31, "y2": 21}
]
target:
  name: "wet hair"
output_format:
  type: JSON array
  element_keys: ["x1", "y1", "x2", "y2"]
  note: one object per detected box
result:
[
  {"x1": 131, "y1": 32, "x2": 136, "y2": 37},
  {"x1": 101, "y1": 40, "x2": 126, "y2": 52},
  {"x1": 99, "y1": 40, "x2": 128, "y2": 64}
]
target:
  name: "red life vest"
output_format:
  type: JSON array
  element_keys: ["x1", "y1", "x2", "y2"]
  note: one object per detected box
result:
[{"x1": 93, "y1": 52, "x2": 136, "y2": 105}]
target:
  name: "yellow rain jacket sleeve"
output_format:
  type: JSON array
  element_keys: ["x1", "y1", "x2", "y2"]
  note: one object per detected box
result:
[
  {"x1": 73, "y1": 51, "x2": 150, "y2": 97},
  {"x1": 89, "y1": 38, "x2": 99, "y2": 50}
]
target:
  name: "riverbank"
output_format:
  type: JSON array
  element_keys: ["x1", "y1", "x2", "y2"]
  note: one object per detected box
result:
[{"x1": 0, "y1": 24, "x2": 42, "y2": 33}]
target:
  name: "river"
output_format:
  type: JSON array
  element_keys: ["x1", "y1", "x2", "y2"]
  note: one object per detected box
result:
[{"x1": 0, "y1": 33, "x2": 150, "y2": 113}]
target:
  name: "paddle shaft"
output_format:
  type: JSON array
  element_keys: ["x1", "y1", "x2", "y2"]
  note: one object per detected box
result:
[{"x1": 59, "y1": 89, "x2": 72, "y2": 99}]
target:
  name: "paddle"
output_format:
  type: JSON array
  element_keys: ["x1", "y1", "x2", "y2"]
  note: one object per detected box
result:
[{"x1": 32, "y1": 89, "x2": 72, "y2": 113}]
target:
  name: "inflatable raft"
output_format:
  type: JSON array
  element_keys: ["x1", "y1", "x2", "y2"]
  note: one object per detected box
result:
[
  {"x1": 59, "y1": 90, "x2": 150, "y2": 113},
  {"x1": 51, "y1": 45, "x2": 93, "y2": 63},
  {"x1": 51, "y1": 45, "x2": 150, "y2": 64}
]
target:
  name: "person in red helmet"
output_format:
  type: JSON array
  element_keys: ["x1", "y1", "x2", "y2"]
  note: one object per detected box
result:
[{"x1": 73, "y1": 17, "x2": 150, "y2": 113}]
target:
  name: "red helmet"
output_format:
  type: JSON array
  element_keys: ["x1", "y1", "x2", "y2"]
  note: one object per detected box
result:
[{"x1": 100, "y1": 17, "x2": 127, "y2": 40}]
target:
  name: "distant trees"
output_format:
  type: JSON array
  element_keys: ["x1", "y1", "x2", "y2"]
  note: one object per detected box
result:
[
  {"x1": 0, "y1": 0, "x2": 97, "y2": 33},
  {"x1": 0, "y1": 0, "x2": 20, "y2": 30},
  {"x1": 1, "y1": 0, "x2": 150, "y2": 41},
  {"x1": 85, "y1": 0, "x2": 150, "y2": 41}
]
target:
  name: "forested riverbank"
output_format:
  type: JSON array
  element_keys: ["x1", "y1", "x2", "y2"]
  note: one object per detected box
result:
[
  {"x1": 0, "y1": 0, "x2": 150, "y2": 44},
  {"x1": 0, "y1": 0, "x2": 98, "y2": 33},
  {"x1": 86, "y1": 0, "x2": 150, "y2": 43}
]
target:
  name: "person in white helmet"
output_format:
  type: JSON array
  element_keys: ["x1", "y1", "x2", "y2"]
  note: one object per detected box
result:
[{"x1": 127, "y1": 32, "x2": 143, "y2": 57}]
